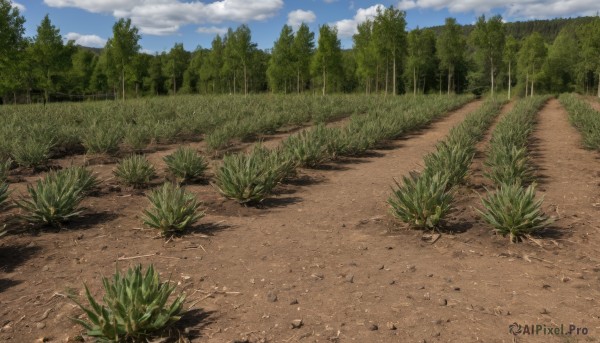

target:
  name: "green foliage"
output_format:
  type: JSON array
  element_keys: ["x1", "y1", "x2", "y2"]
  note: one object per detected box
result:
[
  {"x1": 142, "y1": 183, "x2": 204, "y2": 234},
  {"x1": 12, "y1": 138, "x2": 53, "y2": 169},
  {"x1": 83, "y1": 126, "x2": 123, "y2": 155},
  {"x1": 423, "y1": 142, "x2": 474, "y2": 187},
  {"x1": 214, "y1": 145, "x2": 291, "y2": 204},
  {"x1": 14, "y1": 172, "x2": 84, "y2": 226},
  {"x1": 478, "y1": 183, "x2": 553, "y2": 242},
  {"x1": 163, "y1": 147, "x2": 208, "y2": 182},
  {"x1": 0, "y1": 158, "x2": 11, "y2": 182},
  {"x1": 559, "y1": 94, "x2": 600, "y2": 150},
  {"x1": 0, "y1": 182, "x2": 9, "y2": 209},
  {"x1": 114, "y1": 155, "x2": 156, "y2": 188},
  {"x1": 388, "y1": 172, "x2": 453, "y2": 229},
  {"x1": 47, "y1": 166, "x2": 99, "y2": 195},
  {"x1": 485, "y1": 146, "x2": 533, "y2": 186},
  {"x1": 70, "y1": 264, "x2": 186, "y2": 342},
  {"x1": 281, "y1": 125, "x2": 332, "y2": 168}
]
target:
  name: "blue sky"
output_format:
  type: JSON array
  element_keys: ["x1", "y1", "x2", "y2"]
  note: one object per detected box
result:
[{"x1": 10, "y1": 0, "x2": 600, "y2": 53}]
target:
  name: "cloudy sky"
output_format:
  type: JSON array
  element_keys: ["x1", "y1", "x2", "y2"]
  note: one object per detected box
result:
[{"x1": 10, "y1": 0, "x2": 600, "y2": 53}]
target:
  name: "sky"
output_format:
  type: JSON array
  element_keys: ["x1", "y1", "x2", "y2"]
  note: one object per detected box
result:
[{"x1": 9, "y1": 0, "x2": 600, "y2": 53}]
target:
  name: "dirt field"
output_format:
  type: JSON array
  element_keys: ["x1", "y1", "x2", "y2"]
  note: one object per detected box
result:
[{"x1": 2, "y1": 98, "x2": 600, "y2": 343}]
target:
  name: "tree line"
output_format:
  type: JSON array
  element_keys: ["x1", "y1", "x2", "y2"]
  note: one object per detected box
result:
[{"x1": 1, "y1": 0, "x2": 600, "y2": 104}]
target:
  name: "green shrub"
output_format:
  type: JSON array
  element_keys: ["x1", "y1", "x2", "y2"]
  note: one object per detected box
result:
[
  {"x1": 388, "y1": 172, "x2": 453, "y2": 229},
  {"x1": 114, "y1": 155, "x2": 156, "y2": 188},
  {"x1": 0, "y1": 159, "x2": 12, "y2": 182},
  {"x1": 12, "y1": 138, "x2": 53, "y2": 169},
  {"x1": 478, "y1": 183, "x2": 553, "y2": 242},
  {"x1": 70, "y1": 264, "x2": 186, "y2": 342},
  {"x1": 214, "y1": 146, "x2": 288, "y2": 204},
  {"x1": 423, "y1": 142, "x2": 474, "y2": 187},
  {"x1": 485, "y1": 146, "x2": 533, "y2": 186},
  {"x1": 143, "y1": 183, "x2": 204, "y2": 234},
  {"x1": 281, "y1": 125, "x2": 331, "y2": 168},
  {"x1": 83, "y1": 127, "x2": 123, "y2": 155},
  {"x1": 124, "y1": 126, "x2": 151, "y2": 152},
  {"x1": 163, "y1": 147, "x2": 208, "y2": 182},
  {"x1": 14, "y1": 173, "x2": 84, "y2": 226},
  {"x1": 47, "y1": 166, "x2": 99, "y2": 195},
  {"x1": 0, "y1": 182, "x2": 9, "y2": 209}
]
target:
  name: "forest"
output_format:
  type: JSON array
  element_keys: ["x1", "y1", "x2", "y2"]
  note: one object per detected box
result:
[{"x1": 1, "y1": 0, "x2": 600, "y2": 103}]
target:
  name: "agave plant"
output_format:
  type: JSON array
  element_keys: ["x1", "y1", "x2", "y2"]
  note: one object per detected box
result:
[
  {"x1": 478, "y1": 183, "x2": 553, "y2": 243},
  {"x1": 281, "y1": 126, "x2": 331, "y2": 168},
  {"x1": 114, "y1": 155, "x2": 156, "y2": 188},
  {"x1": 485, "y1": 146, "x2": 533, "y2": 186},
  {"x1": 423, "y1": 142, "x2": 474, "y2": 187},
  {"x1": 70, "y1": 264, "x2": 186, "y2": 342},
  {"x1": 214, "y1": 146, "x2": 286, "y2": 204},
  {"x1": 82, "y1": 126, "x2": 123, "y2": 155},
  {"x1": 47, "y1": 166, "x2": 99, "y2": 195},
  {"x1": 12, "y1": 138, "x2": 53, "y2": 169},
  {"x1": 163, "y1": 147, "x2": 208, "y2": 182},
  {"x1": 0, "y1": 182, "x2": 9, "y2": 209},
  {"x1": 14, "y1": 172, "x2": 84, "y2": 226},
  {"x1": 0, "y1": 158, "x2": 12, "y2": 182},
  {"x1": 388, "y1": 172, "x2": 453, "y2": 229},
  {"x1": 143, "y1": 183, "x2": 204, "y2": 234}
]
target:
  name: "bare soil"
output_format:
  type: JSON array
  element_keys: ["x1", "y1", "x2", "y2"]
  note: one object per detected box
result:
[{"x1": 2, "y1": 99, "x2": 600, "y2": 343}]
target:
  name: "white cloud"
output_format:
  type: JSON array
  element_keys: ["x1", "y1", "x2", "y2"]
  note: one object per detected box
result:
[
  {"x1": 196, "y1": 26, "x2": 228, "y2": 35},
  {"x1": 287, "y1": 10, "x2": 316, "y2": 29},
  {"x1": 396, "y1": 0, "x2": 600, "y2": 18},
  {"x1": 324, "y1": 0, "x2": 338, "y2": 3},
  {"x1": 65, "y1": 32, "x2": 107, "y2": 48},
  {"x1": 11, "y1": 1, "x2": 25, "y2": 11},
  {"x1": 332, "y1": 4, "x2": 384, "y2": 38},
  {"x1": 44, "y1": 0, "x2": 283, "y2": 36}
]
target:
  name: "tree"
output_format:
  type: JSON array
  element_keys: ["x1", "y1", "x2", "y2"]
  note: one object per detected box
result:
[
  {"x1": 405, "y1": 28, "x2": 437, "y2": 95},
  {"x1": 202, "y1": 35, "x2": 225, "y2": 93},
  {"x1": 311, "y1": 25, "x2": 343, "y2": 95},
  {"x1": 31, "y1": 15, "x2": 73, "y2": 102},
  {"x1": 69, "y1": 48, "x2": 95, "y2": 94},
  {"x1": 148, "y1": 53, "x2": 165, "y2": 95},
  {"x1": 518, "y1": 32, "x2": 547, "y2": 96},
  {"x1": 0, "y1": 0, "x2": 26, "y2": 101},
  {"x1": 471, "y1": 15, "x2": 505, "y2": 96},
  {"x1": 223, "y1": 25, "x2": 256, "y2": 95},
  {"x1": 437, "y1": 18, "x2": 465, "y2": 94},
  {"x1": 578, "y1": 17, "x2": 600, "y2": 97},
  {"x1": 353, "y1": 20, "x2": 377, "y2": 94},
  {"x1": 166, "y1": 43, "x2": 190, "y2": 95},
  {"x1": 541, "y1": 27, "x2": 578, "y2": 93},
  {"x1": 503, "y1": 35, "x2": 519, "y2": 99},
  {"x1": 106, "y1": 18, "x2": 140, "y2": 100},
  {"x1": 372, "y1": 6, "x2": 407, "y2": 95},
  {"x1": 292, "y1": 23, "x2": 315, "y2": 93},
  {"x1": 267, "y1": 25, "x2": 295, "y2": 93}
]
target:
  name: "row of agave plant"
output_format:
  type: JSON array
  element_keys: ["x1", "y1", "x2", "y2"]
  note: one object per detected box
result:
[
  {"x1": 0, "y1": 146, "x2": 206, "y2": 234},
  {"x1": 387, "y1": 97, "x2": 506, "y2": 229},
  {"x1": 558, "y1": 93, "x2": 600, "y2": 151},
  {"x1": 213, "y1": 94, "x2": 474, "y2": 204},
  {"x1": 479, "y1": 96, "x2": 553, "y2": 242},
  {"x1": 388, "y1": 96, "x2": 555, "y2": 243}
]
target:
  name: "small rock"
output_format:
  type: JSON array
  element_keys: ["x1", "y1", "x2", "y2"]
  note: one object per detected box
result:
[
  {"x1": 76, "y1": 233, "x2": 84, "y2": 240},
  {"x1": 427, "y1": 273, "x2": 433, "y2": 277},
  {"x1": 42, "y1": 265, "x2": 49, "y2": 272},
  {"x1": 345, "y1": 274, "x2": 354, "y2": 283},
  {"x1": 368, "y1": 324, "x2": 378, "y2": 331},
  {"x1": 36, "y1": 322, "x2": 46, "y2": 330},
  {"x1": 386, "y1": 322, "x2": 397, "y2": 330},
  {"x1": 311, "y1": 273, "x2": 324, "y2": 280},
  {"x1": 378, "y1": 265, "x2": 385, "y2": 270},
  {"x1": 266, "y1": 292, "x2": 278, "y2": 303},
  {"x1": 389, "y1": 280, "x2": 396, "y2": 285},
  {"x1": 433, "y1": 332, "x2": 441, "y2": 337},
  {"x1": 291, "y1": 319, "x2": 303, "y2": 329},
  {"x1": 433, "y1": 319, "x2": 443, "y2": 325},
  {"x1": 438, "y1": 299, "x2": 447, "y2": 306},
  {"x1": 540, "y1": 308, "x2": 549, "y2": 315},
  {"x1": 407, "y1": 265, "x2": 416, "y2": 272},
  {"x1": 290, "y1": 299, "x2": 299, "y2": 305},
  {"x1": 453, "y1": 287, "x2": 461, "y2": 291},
  {"x1": 341, "y1": 223, "x2": 346, "y2": 227}
]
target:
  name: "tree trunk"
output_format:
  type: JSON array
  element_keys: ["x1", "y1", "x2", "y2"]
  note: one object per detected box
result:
[
  {"x1": 385, "y1": 57, "x2": 389, "y2": 95},
  {"x1": 392, "y1": 52, "x2": 396, "y2": 95},
  {"x1": 413, "y1": 67, "x2": 417, "y2": 95},
  {"x1": 490, "y1": 58, "x2": 494, "y2": 97},
  {"x1": 525, "y1": 72, "x2": 529, "y2": 97},
  {"x1": 597, "y1": 72, "x2": 600, "y2": 98},
  {"x1": 447, "y1": 68, "x2": 451, "y2": 95},
  {"x1": 244, "y1": 64, "x2": 248, "y2": 96},
  {"x1": 122, "y1": 64, "x2": 125, "y2": 101},
  {"x1": 322, "y1": 66, "x2": 326, "y2": 96},
  {"x1": 508, "y1": 62, "x2": 512, "y2": 100},
  {"x1": 376, "y1": 64, "x2": 379, "y2": 93},
  {"x1": 531, "y1": 67, "x2": 535, "y2": 97},
  {"x1": 297, "y1": 68, "x2": 301, "y2": 94}
]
